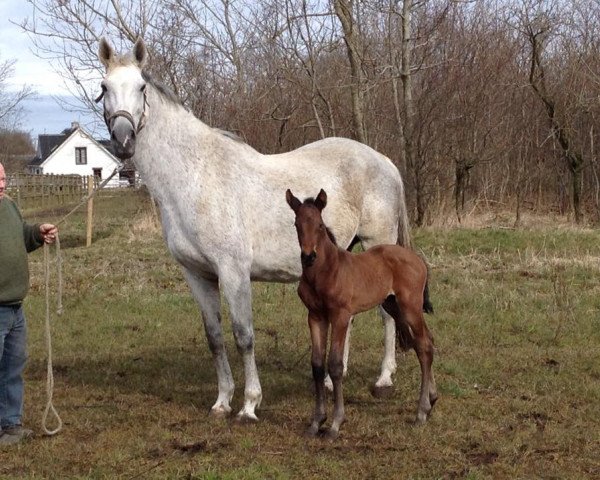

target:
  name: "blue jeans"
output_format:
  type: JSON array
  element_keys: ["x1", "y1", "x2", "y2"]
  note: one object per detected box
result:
[{"x1": 0, "y1": 304, "x2": 27, "y2": 429}]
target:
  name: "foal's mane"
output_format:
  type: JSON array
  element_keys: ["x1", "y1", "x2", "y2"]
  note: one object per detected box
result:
[{"x1": 302, "y1": 198, "x2": 337, "y2": 245}]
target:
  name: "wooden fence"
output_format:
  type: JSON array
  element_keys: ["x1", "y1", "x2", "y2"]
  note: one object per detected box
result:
[{"x1": 6, "y1": 173, "x2": 98, "y2": 211}]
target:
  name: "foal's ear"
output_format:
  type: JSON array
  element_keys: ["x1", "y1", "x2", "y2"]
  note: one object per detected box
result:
[
  {"x1": 286, "y1": 189, "x2": 301, "y2": 213},
  {"x1": 99, "y1": 38, "x2": 115, "y2": 70},
  {"x1": 314, "y1": 189, "x2": 327, "y2": 211},
  {"x1": 133, "y1": 37, "x2": 147, "y2": 68}
]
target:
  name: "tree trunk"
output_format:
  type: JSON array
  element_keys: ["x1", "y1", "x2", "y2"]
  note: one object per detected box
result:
[
  {"x1": 527, "y1": 26, "x2": 585, "y2": 223},
  {"x1": 333, "y1": 0, "x2": 367, "y2": 144}
]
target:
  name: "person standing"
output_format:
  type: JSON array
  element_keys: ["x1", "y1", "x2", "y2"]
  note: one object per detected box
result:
[{"x1": 0, "y1": 162, "x2": 58, "y2": 446}]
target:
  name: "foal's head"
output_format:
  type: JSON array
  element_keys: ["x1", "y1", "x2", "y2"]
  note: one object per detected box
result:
[{"x1": 286, "y1": 189, "x2": 334, "y2": 268}]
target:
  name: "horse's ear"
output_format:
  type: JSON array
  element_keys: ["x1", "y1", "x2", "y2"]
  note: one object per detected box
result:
[
  {"x1": 133, "y1": 37, "x2": 147, "y2": 68},
  {"x1": 286, "y1": 189, "x2": 301, "y2": 213},
  {"x1": 99, "y1": 38, "x2": 114, "y2": 70},
  {"x1": 315, "y1": 189, "x2": 327, "y2": 211}
]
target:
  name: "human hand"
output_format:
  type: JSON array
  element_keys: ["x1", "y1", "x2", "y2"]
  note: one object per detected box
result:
[{"x1": 39, "y1": 224, "x2": 58, "y2": 244}]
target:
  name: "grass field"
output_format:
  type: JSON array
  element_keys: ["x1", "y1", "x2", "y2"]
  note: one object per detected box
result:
[{"x1": 1, "y1": 189, "x2": 599, "y2": 479}]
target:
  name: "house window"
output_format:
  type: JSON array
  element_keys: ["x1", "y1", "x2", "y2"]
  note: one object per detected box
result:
[{"x1": 75, "y1": 147, "x2": 87, "y2": 165}]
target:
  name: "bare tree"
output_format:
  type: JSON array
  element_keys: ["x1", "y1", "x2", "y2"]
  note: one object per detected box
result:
[
  {"x1": 517, "y1": 1, "x2": 587, "y2": 223},
  {"x1": 0, "y1": 57, "x2": 33, "y2": 130},
  {"x1": 333, "y1": 0, "x2": 368, "y2": 144}
]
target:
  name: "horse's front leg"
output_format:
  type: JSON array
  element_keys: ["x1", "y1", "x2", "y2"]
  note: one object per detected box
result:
[
  {"x1": 306, "y1": 312, "x2": 328, "y2": 437},
  {"x1": 327, "y1": 311, "x2": 352, "y2": 440},
  {"x1": 220, "y1": 263, "x2": 262, "y2": 422},
  {"x1": 184, "y1": 270, "x2": 234, "y2": 416}
]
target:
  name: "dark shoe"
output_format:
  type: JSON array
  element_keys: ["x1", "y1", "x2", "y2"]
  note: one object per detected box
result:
[{"x1": 0, "y1": 425, "x2": 33, "y2": 446}]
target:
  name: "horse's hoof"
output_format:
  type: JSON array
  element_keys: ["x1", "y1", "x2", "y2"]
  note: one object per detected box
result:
[
  {"x1": 323, "y1": 428, "x2": 340, "y2": 441},
  {"x1": 235, "y1": 411, "x2": 259, "y2": 424},
  {"x1": 209, "y1": 406, "x2": 231, "y2": 418},
  {"x1": 370, "y1": 385, "x2": 394, "y2": 398},
  {"x1": 304, "y1": 426, "x2": 320, "y2": 438},
  {"x1": 414, "y1": 413, "x2": 428, "y2": 426}
]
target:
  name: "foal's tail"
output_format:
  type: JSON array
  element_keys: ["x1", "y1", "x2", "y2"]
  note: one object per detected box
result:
[{"x1": 423, "y1": 274, "x2": 434, "y2": 314}]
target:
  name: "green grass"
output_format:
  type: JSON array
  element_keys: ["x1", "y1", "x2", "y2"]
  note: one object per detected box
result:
[{"x1": 1, "y1": 189, "x2": 599, "y2": 479}]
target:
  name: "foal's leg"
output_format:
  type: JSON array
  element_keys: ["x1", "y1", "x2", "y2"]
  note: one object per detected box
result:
[
  {"x1": 324, "y1": 316, "x2": 353, "y2": 392},
  {"x1": 219, "y1": 263, "x2": 262, "y2": 421},
  {"x1": 184, "y1": 270, "x2": 234, "y2": 416},
  {"x1": 327, "y1": 311, "x2": 352, "y2": 440},
  {"x1": 307, "y1": 313, "x2": 328, "y2": 437},
  {"x1": 399, "y1": 301, "x2": 437, "y2": 424}
]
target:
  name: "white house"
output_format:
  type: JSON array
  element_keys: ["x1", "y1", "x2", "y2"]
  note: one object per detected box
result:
[{"x1": 28, "y1": 122, "x2": 130, "y2": 187}]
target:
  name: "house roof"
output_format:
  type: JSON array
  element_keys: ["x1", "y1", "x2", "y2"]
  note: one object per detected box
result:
[
  {"x1": 29, "y1": 125, "x2": 124, "y2": 170},
  {"x1": 30, "y1": 128, "x2": 76, "y2": 166}
]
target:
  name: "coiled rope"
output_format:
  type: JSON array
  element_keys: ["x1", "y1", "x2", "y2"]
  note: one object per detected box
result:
[
  {"x1": 40, "y1": 167, "x2": 121, "y2": 436},
  {"x1": 42, "y1": 237, "x2": 63, "y2": 435}
]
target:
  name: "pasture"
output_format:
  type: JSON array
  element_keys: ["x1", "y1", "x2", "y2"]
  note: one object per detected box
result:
[{"x1": 1, "y1": 189, "x2": 599, "y2": 479}]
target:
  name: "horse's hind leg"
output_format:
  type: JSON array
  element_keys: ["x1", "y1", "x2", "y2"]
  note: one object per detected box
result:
[
  {"x1": 219, "y1": 263, "x2": 262, "y2": 422},
  {"x1": 324, "y1": 316, "x2": 353, "y2": 392},
  {"x1": 307, "y1": 313, "x2": 328, "y2": 437},
  {"x1": 372, "y1": 307, "x2": 397, "y2": 396},
  {"x1": 360, "y1": 237, "x2": 397, "y2": 396},
  {"x1": 184, "y1": 270, "x2": 234, "y2": 416}
]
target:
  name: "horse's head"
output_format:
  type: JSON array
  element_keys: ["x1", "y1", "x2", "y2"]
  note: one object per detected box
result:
[
  {"x1": 97, "y1": 38, "x2": 148, "y2": 159},
  {"x1": 286, "y1": 189, "x2": 329, "y2": 268}
]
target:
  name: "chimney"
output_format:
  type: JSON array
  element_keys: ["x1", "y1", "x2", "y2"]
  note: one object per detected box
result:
[{"x1": 71, "y1": 121, "x2": 80, "y2": 130}]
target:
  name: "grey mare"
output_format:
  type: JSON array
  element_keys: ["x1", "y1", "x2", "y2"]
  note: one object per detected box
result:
[{"x1": 97, "y1": 38, "x2": 411, "y2": 421}]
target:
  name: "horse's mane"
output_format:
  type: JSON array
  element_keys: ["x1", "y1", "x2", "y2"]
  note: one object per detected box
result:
[
  {"x1": 142, "y1": 70, "x2": 183, "y2": 106},
  {"x1": 140, "y1": 71, "x2": 246, "y2": 145},
  {"x1": 302, "y1": 198, "x2": 337, "y2": 245}
]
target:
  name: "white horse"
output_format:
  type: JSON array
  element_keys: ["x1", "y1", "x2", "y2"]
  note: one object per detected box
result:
[{"x1": 97, "y1": 38, "x2": 411, "y2": 421}]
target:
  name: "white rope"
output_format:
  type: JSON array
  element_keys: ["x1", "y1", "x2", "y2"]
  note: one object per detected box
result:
[
  {"x1": 39, "y1": 168, "x2": 121, "y2": 435},
  {"x1": 42, "y1": 238, "x2": 63, "y2": 435}
]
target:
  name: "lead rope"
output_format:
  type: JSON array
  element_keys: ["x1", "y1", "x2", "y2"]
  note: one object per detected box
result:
[
  {"x1": 42, "y1": 236, "x2": 63, "y2": 435},
  {"x1": 40, "y1": 167, "x2": 121, "y2": 436}
]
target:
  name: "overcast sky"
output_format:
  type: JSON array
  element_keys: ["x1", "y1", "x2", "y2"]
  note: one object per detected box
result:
[{"x1": 0, "y1": 1, "x2": 102, "y2": 141}]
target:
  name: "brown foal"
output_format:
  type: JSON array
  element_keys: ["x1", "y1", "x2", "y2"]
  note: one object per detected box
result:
[{"x1": 286, "y1": 188, "x2": 437, "y2": 439}]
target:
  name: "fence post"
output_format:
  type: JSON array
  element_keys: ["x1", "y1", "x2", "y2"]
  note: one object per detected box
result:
[
  {"x1": 86, "y1": 175, "x2": 94, "y2": 247},
  {"x1": 17, "y1": 174, "x2": 21, "y2": 206}
]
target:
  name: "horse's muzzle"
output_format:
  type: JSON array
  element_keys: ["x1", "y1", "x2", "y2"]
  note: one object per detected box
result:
[
  {"x1": 110, "y1": 117, "x2": 137, "y2": 159},
  {"x1": 301, "y1": 251, "x2": 316, "y2": 267}
]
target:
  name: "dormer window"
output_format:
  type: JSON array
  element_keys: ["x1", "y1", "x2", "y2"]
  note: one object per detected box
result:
[{"x1": 75, "y1": 147, "x2": 87, "y2": 165}]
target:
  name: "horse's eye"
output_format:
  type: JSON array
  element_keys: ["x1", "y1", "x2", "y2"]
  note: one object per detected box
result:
[{"x1": 319, "y1": 223, "x2": 325, "y2": 230}]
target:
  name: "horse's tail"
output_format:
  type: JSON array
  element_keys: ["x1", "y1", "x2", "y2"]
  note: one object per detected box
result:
[{"x1": 396, "y1": 175, "x2": 412, "y2": 248}]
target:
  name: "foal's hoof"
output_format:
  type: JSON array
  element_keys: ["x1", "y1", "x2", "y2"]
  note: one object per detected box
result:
[
  {"x1": 370, "y1": 384, "x2": 394, "y2": 398},
  {"x1": 324, "y1": 428, "x2": 340, "y2": 441},
  {"x1": 304, "y1": 426, "x2": 320, "y2": 438}
]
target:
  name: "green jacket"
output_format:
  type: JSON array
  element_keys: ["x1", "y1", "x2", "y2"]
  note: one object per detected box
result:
[{"x1": 0, "y1": 197, "x2": 44, "y2": 305}]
